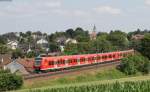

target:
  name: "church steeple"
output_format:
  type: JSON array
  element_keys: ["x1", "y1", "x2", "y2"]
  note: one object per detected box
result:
[
  {"x1": 90, "y1": 25, "x2": 97, "y2": 40},
  {"x1": 93, "y1": 25, "x2": 96, "y2": 32}
]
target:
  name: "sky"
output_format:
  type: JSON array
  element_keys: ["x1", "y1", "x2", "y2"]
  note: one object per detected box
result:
[{"x1": 0, "y1": 0, "x2": 150, "y2": 34}]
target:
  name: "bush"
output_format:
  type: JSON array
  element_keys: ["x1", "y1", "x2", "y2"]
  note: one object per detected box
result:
[
  {"x1": 26, "y1": 51, "x2": 36, "y2": 58},
  {"x1": 0, "y1": 70, "x2": 23, "y2": 91},
  {"x1": 140, "y1": 33, "x2": 150, "y2": 59},
  {"x1": 12, "y1": 49, "x2": 24, "y2": 59},
  {"x1": 119, "y1": 54, "x2": 150, "y2": 75}
]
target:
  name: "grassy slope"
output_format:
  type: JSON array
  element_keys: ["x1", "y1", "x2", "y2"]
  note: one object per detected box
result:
[{"x1": 23, "y1": 67, "x2": 127, "y2": 89}]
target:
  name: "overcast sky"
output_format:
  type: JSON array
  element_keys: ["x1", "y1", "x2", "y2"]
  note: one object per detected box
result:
[{"x1": 0, "y1": 0, "x2": 150, "y2": 34}]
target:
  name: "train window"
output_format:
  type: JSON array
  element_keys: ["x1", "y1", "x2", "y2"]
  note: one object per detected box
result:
[
  {"x1": 102, "y1": 55, "x2": 107, "y2": 59},
  {"x1": 62, "y1": 60, "x2": 65, "y2": 64},
  {"x1": 92, "y1": 57, "x2": 95, "y2": 60},
  {"x1": 113, "y1": 54, "x2": 115, "y2": 58},
  {"x1": 68, "y1": 59, "x2": 72, "y2": 64},
  {"x1": 109, "y1": 55, "x2": 112, "y2": 58},
  {"x1": 49, "y1": 61, "x2": 54, "y2": 66},
  {"x1": 88, "y1": 58, "x2": 91, "y2": 61},
  {"x1": 97, "y1": 56, "x2": 101, "y2": 60},
  {"x1": 73, "y1": 59, "x2": 77, "y2": 63},
  {"x1": 58, "y1": 60, "x2": 65, "y2": 64},
  {"x1": 81, "y1": 58, "x2": 85, "y2": 62}
]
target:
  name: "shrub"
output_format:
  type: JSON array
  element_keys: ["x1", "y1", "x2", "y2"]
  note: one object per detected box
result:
[
  {"x1": 119, "y1": 54, "x2": 150, "y2": 75},
  {"x1": 26, "y1": 51, "x2": 36, "y2": 58},
  {"x1": 0, "y1": 70, "x2": 23, "y2": 91}
]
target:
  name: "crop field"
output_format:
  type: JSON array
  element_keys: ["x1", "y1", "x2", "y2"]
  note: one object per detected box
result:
[{"x1": 14, "y1": 75, "x2": 150, "y2": 92}]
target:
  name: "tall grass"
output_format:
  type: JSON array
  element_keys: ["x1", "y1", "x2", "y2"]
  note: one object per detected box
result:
[{"x1": 28, "y1": 80, "x2": 150, "y2": 92}]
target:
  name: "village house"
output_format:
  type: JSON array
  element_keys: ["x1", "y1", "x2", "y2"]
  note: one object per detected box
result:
[{"x1": 7, "y1": 40, "x2": 18, "y2": 50}]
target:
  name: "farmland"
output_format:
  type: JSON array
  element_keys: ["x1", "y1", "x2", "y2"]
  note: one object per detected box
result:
[{"x1": 15, "y1": 75, "x2": 150, "y2": 92}]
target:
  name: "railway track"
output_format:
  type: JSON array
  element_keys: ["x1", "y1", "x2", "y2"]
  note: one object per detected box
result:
[{"x1": 23, "y1": 61, "x2": 120, "y2": 80}]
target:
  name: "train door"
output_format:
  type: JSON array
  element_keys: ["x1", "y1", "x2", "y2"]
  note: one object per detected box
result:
[
  {"x1": 80, "y1": 57, "x2": 86, "y2": 65},
  {"x1": 108, "y1": 54, "x2": 113, "y2": 61},
  {"x1": 97, "y1": 55, "x2": 102, "y2": 63},
  {"x1": 72, "y1": 58, "x2": 78, "y2": 66},
  {"x1": 88, "y1": 56, "x2": 92, "y2": 64}
]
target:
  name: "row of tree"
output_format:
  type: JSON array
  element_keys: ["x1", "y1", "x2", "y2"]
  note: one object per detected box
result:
[
  {"x1": 0, "y1": 28, "x2": 150, "y2": 58},
  {"x1": 64, "y1": 30, "x2": 129, "y2": 55}
]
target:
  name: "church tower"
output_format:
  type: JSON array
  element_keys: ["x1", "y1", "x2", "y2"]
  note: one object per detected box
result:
[{"x1": 90, "y1": 25, "x2": 97, "y2": 40}]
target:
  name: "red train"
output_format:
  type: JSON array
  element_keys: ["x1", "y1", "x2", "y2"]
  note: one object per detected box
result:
[{"x1": 33, "y1": 50, "x2": 134, "y2": 71}]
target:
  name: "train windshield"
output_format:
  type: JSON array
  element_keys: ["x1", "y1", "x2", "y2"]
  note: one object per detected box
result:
[{"x1": 35, "y1": 57, "x2": 42, "y2": 66}]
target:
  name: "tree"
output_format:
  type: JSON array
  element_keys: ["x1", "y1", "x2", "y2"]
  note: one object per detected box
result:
[
  {"x1": 75, "y1": 35, "x2": 90, "y2": 42},
  {"x1": 66, "y1": 29, "x2": 75, "y2": 38},
  {"x1": 129, "y1": 40, "x2": 141, "y2": 51},
  {"x1": 12, "y1": 49, "x2": 24, "y2": 59},
  {"x1": 0, "y1": 44, "x2": 8, "y2": 54},
  {"x1": 91, "y1": 38, "x2": 114, "y2": 53},
  {"x1": 49, "y1": 43, "x2": 60, "y2": 52},
  {"x1": 0, "y1": 70, "x2": 23, "y2": 91},
  {"x1": 77, "y1": 42, "x2": 91, "y2": 54},
  {"x1": 140, "y1": 33, "x2": 150, "y2": 59},
  {"x1": 108, "y1": 30, "x2": 129, "y2": 50},
  {"x1": 64, "y1": 43, "x2": 78, "y2": 55}
]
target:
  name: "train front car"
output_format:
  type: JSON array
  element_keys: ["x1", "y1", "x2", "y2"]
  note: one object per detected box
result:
[{"x1": 33, "y1": 56, "x2": 43, "y2": 72}]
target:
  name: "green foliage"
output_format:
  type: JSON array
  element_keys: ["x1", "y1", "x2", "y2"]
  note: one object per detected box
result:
[
  {"x1": 26, "y1": 51, "x2": 36, "y2": 58},
  {"x1": 119, "y1": 54, "x2": 150, "y2": 75},
  {"x1": 129, "y1": 40, "x2": 141, "y2": 51},
  {"x1": 91, "y1": 38, "x2": 114, "y2": 53},
  {"x1": 49, "y1": 43, "x2": 60, "y2": 52},
  {"x1": 140, "y1": 33, "x2": 150, "y2": 59},
  {"x1": 0, "y1": 44, "x2": 8, "y2": 54},
  {"x1": 0, "y1": 70, "x2": 23, "y2": 91},
  {"x1": 0, "y1": 36, "x2": 7, "y2": 45},
  {"x1": 108, "y1": 30, "x2": 129, "y2": 50},
  {"x1": 12, "y1": 48, "x2": 24, "y2": 59},
  {"x1": 64, "y1": 43, "x2": 78, "y2": 55}
]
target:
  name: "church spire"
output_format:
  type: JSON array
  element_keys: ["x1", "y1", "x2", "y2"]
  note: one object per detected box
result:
[
  {"x1": 93, "y1": 25, "x2": 96, "y2": 32},
  {"x1": 90, "y1": 25, "x2": 97, "y2": 40}
]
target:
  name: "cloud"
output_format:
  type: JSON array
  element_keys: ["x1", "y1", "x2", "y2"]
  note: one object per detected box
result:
[
  {"x1": 51, "y1": 9, "x2": 91, "y2": 18},
  {"x1": 36, "y1": 0, "x2": 61, "y2": 8},
  {"x1": 0, "y1": 0, "x2": 62, "y2": 17},
  {"x1": 145, "y1": 0, "x2": 150, "y2": 6},
  {"x1": 51, "y1": 9, "x2": 69, "y2": 16},
  {"x1": 73, "y1": 10, "x2": 90, "y2": 17},
  {"x1": 93, "y1": 6, "x2": 121, "y2": 15}
]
